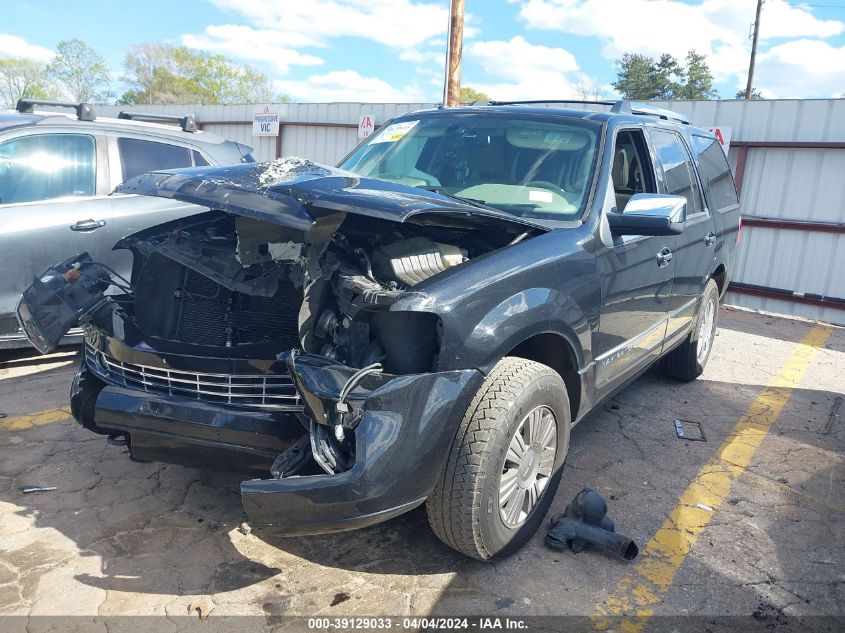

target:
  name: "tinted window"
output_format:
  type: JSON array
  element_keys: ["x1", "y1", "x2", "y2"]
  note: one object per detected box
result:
[
  {"x1": 339, "y1": 114, "x2": 602, "y2": 220},
  {"x1": 192, "y1": 150, "x2": 209, "y2": 166},
  {"x1": 692, "y1": 135, "x2": 738, "y2": 210},
  {"x1": 650, "y1": 129, "x2": 702, "y2": 215},
  {"x1": 0, "y1": 133, "x2": 96, "y2": 204},
  {"x1": 118, "y1": 137, "x2": 192, "y2": 182}
]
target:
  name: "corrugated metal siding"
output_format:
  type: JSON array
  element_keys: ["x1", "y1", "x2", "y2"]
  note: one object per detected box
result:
[
  {"x1": 98, "y1": 100, "x2": 845, "y2": 324},
  {"x1": 97, "y1": 103, "x2": 435, "y2": 163}
]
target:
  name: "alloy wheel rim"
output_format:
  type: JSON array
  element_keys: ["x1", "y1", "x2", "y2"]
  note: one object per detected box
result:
[
  {"x1": 499, "y1": 405, "x2": 558, "y2": 528},
  {"x1": 696, "y1": 298, "x2": 716, "y2": 364}
]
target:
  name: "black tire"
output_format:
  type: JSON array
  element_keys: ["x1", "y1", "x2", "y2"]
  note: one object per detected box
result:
[
  {"x1": 426, "y1": 357, "x2": 571, "y2": 560},
  {"x1": 664, "y1": 278, "x2": 720, "y2": 382}
]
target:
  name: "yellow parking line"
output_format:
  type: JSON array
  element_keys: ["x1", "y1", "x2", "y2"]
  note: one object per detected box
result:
[
  {"x1": 594, "y1": 324, "x2": 831, "y2": 632},
  {"x1": 1, "y1": 407, "x2": 72, "y2": 431}
]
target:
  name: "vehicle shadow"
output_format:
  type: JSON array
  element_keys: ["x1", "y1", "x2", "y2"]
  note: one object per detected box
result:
[
  {"x1": 0, "y1": 325, "x2": 840, "y2": 613},
  {"x1": 3, "y1": 372, "x2": 836, "y2": 601}
]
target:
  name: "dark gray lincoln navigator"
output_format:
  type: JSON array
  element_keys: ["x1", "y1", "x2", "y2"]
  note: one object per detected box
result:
[{"x1": 18, "y1": 101, "x2": 740, "y2": 559}]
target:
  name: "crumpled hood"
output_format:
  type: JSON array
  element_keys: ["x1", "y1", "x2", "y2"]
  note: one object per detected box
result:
[{"x1": 115, "y1": 157, "x2": 548, "y2": 233}]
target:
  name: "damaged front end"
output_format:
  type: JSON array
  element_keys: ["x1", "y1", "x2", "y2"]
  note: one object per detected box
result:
[{"x1": 17, "y1": 158, "x2": 544, "y2": 533}]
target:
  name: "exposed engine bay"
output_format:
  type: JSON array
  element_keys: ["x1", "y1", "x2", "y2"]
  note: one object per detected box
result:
[{"x1": 112, "y1": 210, "x2": 523, "y2": 374}]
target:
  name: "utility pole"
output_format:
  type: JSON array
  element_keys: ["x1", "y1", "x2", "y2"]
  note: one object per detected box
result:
[
  {"x1": 744, "y1": 0, "x2": 763, "y2": 99},
  {"x1": 443, "y1": 0, "x2": 465, "y2": 106}
]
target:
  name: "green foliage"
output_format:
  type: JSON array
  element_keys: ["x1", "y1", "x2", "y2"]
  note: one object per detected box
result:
[
  {"x1": 677, "y1": 51, "x2": 718, "y2": 99},
  {"x1": 459, "y1": 86, "x2": 490, "y2": 104},
  {"x1": 47, "y1": 39, "x2": 112, "y2": 103},
  {"x1": 0, "y1": 58, "x2": 54, "y2": 108},
  {"x1": 735, "y1": 88, "x2": 764, "y2": 100},
  {"x1": 121, "y1": 42, "x2": 290, "y2": 105},
  {"x1": 613, "y1": 50, "x2": 718, "y2": 101}
]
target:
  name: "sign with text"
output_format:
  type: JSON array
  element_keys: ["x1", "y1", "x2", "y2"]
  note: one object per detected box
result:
[
  {"x1": 358, "y1": 114, "x2": 375, "y2": 139},
  {"x1": 708, "y1": 126, "x2": 732, "y2": 157},
  {"x1": 253, "y1": 106, "x2": 280, "y2": 136}
]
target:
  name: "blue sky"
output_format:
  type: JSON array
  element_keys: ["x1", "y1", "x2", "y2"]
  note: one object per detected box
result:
[{"x1": 2, "y1": 0, "x2": 844, "y2": 102}]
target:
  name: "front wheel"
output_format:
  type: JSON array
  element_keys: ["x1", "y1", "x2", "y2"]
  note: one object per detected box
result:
[
  {"x1": 664, "y1": 278, "x2": 720, "y2": 382},
  {"x1": 426, "y1": 357, "x2": 571, "y2": 560}
]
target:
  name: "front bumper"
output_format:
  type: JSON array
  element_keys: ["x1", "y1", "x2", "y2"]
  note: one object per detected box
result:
[
  {"x1": 241, "y1": 366, "x2": 483, "y2": 533},
  {"x1": 75, "y1": 332, "x2": 483, "y2": 534}
]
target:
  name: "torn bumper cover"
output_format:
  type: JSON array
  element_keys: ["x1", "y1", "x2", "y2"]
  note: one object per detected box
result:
[
  {"x1": 243, "y1": 362, "x2": 482, "y2": 534},
  {"x1": 78, "y1": 334, "x2": 483, "y2": 534}
]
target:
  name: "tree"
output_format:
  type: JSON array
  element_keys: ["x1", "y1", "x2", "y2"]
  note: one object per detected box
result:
[
  {"x1": 47, "y1": 39, "x2": 112, "y2": 103},
  {"x1": 574, "y1": 77, "x2": 606, "y2": 100},
  {"x1": 678, "y1": 51, "x2": 717, "y2": 99},
  {"x1": 735, "y1": 88, "x2": 764, "y2": 99},
  {"x1": 121, "y1": 42, "x2": 289, "y2": 105},
  {"x1": 459, "y1": 85, "x2": 489, "y2": 103},
  {"x1": 459, "y1": 86, "x2": 489, "y2": 104},
  {"x1": 613, "y1": 50, "x2": 718, "y2": 100},
  {"x1": 0, "y1": 58, "x2": 53, "y2": 109},
  {"x1": 613, "y1": 53, "x2": 666, "y2": 100}
]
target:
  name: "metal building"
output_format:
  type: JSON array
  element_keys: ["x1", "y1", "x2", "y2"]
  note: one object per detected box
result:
[{"x1": 94, "y1": 99, "x2": 845, "y2": 325}]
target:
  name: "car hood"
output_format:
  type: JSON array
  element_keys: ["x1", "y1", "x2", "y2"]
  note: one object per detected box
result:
[{"x1": 115, "y1": 158, "x2": 548, "y2": 234}]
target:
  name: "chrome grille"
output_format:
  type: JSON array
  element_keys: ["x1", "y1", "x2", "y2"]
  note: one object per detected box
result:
[{"x1": 86, "y1": 346, "x2": 301, "y2": 410}]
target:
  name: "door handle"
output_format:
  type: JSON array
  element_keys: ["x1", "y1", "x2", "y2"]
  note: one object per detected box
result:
[
  {"x1": 656, "y1": 247, "x2": 673, "y2": 267},
  {"x1": 704, "y1": 231, "x2": 716, "y2": 247},
  {"x1": 70, "y1": 219, "x2": 106, "y2": 232}
]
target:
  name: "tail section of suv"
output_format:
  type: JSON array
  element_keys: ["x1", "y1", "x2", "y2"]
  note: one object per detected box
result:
[
  {"x1": 18, "y1": 101, "x2": 740, "y2": 559},
  {"x1": 0, "y1": 99, "x2": 254, "y2": 348}
]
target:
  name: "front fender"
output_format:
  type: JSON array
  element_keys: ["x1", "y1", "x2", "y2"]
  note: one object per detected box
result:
[
  {"x1": 391, "y1": 230, "x2": 600, "y2": 375},
  {"x1": 454, "y1": 287, "x2": 589, "y2": 374}
]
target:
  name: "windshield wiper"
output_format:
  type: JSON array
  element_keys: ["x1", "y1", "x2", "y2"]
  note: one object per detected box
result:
[{"x1": 424, "y1": 187, "x2": 503, "y2": 213}]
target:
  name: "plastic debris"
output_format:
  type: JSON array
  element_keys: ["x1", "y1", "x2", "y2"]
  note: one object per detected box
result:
[
  {"x1": 21, "y1": 485, "x2": 57, "y2": 494},
  {"x1": 546, "y1": 488, "x2": 639, "y2": 561},
  {"x1": 674, "y1": 419, "x2": 706, "y2": 441}
]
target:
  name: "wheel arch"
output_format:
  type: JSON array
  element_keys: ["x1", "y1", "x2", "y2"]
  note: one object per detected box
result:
[
  {"x1": 505, "y1": 331, "x2": 582, "y2": 423},
  {"x1": 712, "y1": 263, "x2": 728, "y2": 298}
]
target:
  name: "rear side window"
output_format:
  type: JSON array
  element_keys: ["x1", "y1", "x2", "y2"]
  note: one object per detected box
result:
[
  {"x1": 191, "y1": 150, "x2": 209, "y2": 167},
  {"x1": 692, "y1": 135, "x2": 738, "y2": 211},
  {"x1": 649, "y1": 129, "x2": 702, "y2": 215},
  {"x1": 0, "y1": 133, "x2": 96, "y2": 205},
  {"x1": 117, "y1": 137, "x2": 192, "y2": 182}
]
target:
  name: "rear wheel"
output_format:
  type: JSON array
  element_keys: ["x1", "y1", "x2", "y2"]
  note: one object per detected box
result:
[
  {"x1": 426, "y1": 357, "x2": 570, "y2": 560},
  {"x1": 664, "y1": 278, "x2": 720, "y2": 382}
]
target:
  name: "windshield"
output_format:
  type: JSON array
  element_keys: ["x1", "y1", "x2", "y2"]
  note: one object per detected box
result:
[{"x1": 338, "y1": 112, "x2": 601, "y2": 220}]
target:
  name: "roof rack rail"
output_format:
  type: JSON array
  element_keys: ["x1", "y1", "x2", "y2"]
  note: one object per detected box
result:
[
  {"x1": 117, "y1": 111, "x2": 198, "y2": 133},
  {"x1": 628, "y1": 102, "x2": 689, "y2": 124},
  {"x1": 489, "y1": 99, "x2": 620, "y2": 108},
  {"x1": 16, "y1": 99, "x2": 96, "y2": 121},
  {"x1": 487, "y1": 99, "x2": 689, "y2": 124}
]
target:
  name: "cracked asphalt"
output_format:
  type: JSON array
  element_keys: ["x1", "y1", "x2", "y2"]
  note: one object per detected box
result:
[{"x1": 0, "y1": 307, "x2": 842, "y2": 630}]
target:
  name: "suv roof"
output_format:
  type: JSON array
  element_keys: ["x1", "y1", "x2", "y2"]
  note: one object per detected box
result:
[
  {"x1": 486, "y1": 99, "x2": 690, "y2": 124},
  {"x1": 405, "y1": 99, "x2": 706, "y2": 135},
  {"x1": 0, "y1": 99, "x2": 233, "y2": 148}
]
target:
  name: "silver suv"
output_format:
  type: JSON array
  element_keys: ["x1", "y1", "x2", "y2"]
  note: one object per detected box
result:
[{"x1": 0, "y1": 99, "x2": 254, "y2": 348}]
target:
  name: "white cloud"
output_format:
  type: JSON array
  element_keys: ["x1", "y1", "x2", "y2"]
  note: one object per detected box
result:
[
  {"x1": 466, "y1": 36, "x2": 586, "y2": 100},
  {"x1": 182, "y1": 24, "x2": 324, "y2": 73},
  {"x1": 399, "y1": 48, "x2": 444, "y2": 66},
  {"x1": 0, "y1": 34, "x2": 54, "y2": 63},
  {"x1": 274, "y1": 70, "x2": 425, "y2": 102},
  {"x1": 755, "y1": 39, "x2": 845, "y2": 97},
  {"x1": 509, "y1": 0, "x2": 845, "y2": 87},
  {"x1": 205, "y1": 0, "x2": 448, "y2": 50}
]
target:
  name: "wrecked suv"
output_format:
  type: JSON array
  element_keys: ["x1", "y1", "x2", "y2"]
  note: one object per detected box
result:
[{"x1": 18, "y1": 102, "x2": 740, "y2": 559}]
